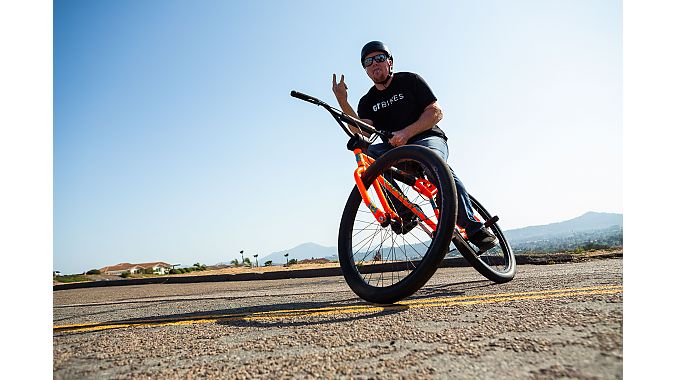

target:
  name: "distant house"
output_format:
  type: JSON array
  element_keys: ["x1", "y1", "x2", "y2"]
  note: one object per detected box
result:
[
  {"x1": 99, "y1": 263, "x2": 141, "y2": 275},
  {"x1": 100, "y1": 262, "x2": 172, "y2": 275},
  {"x1": 136, "y1": 262, "x2": 172, "y2": 275}
]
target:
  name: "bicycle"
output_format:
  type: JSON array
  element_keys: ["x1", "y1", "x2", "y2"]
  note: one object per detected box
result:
[{"x1": 290, "y1": 90, "x2": 516, "y2": 304}]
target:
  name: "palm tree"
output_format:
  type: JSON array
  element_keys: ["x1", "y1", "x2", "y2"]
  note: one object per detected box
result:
[
  {"x1": 284, "y1": 253, "x2": 289, "y2": 267},
  {"x1": 253, "y1": 254, "x2": 258, "y2": 267},
  {"x1": 240, "y1": 250, "x2": 244, "y2": 263}
]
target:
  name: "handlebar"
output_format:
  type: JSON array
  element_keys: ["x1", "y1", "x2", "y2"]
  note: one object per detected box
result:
[{"x1": 290, "y1": 90, "x2": 392, "y2": 140}]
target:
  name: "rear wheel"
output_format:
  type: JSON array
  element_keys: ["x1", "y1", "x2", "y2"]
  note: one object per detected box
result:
[
  {"x1": 338, "y1": 145, "x2": 457, "y2": 304},
  {"x1": 451, "y1": 195, "x2": 516, "y2": 283}
]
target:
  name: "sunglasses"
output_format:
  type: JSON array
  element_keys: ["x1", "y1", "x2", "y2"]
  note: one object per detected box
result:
[{"x1": 363, "y1": 53, "x2": 389, "y2": 67}]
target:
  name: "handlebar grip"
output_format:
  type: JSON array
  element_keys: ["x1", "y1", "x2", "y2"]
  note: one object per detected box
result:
[{"x1": 290, "y1": 90, "x2": 321, "y2": 105}]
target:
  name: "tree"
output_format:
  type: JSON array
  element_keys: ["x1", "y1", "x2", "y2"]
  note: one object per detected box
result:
[
  {"x1": 231, "y1": 259, "x2": 239, "y2": 267},
  {"x1": 264, "y1": 260, "x2": 273, "y2": 267},
  {"x1": 288, "y1": 258, "x2": 297, "y2": 266},
  {"x1": 86, "y1": 269, "x2": 101, "y2": 275},
  {"x1": 193, "y1": 262, "x2": 207, "y2": 271},
  {"x1": 243, "y1": 257, "x2": 252, "y2": 267},
  {"x1": 253, "y1": 254, "x2": 258, "y2": 267},
  {"x1": 284, "y1": 253, "x2": 289, "y2": 267}
]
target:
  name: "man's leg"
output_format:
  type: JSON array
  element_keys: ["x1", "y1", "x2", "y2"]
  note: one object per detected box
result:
[
  {"x1": 408, "y1": 137, "x2": 489, "y2": 238},
  {"x1": 366, "y1": 142, "x2": 391, "y2": 159},
  {"x1": 408, "y1": 137, "x2": 497, "y2": 250}
]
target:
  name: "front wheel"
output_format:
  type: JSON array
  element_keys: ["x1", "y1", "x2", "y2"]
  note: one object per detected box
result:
[
  {"x1": 451, "y1": 195, "x2": 516, "y2": 283},
  {"x1": 338, "y1": 145, "x2": 458, "y2": 304}
]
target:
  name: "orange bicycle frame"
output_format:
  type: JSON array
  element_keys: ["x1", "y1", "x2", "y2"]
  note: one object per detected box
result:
[{"x1": 352, "y1": 148, "x2": 439, "y2": 232}]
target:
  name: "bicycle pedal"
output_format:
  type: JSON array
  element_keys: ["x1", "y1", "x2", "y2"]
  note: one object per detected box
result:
[{"x1": 483, "y1": 215, "x2": 499, "y2": 229}]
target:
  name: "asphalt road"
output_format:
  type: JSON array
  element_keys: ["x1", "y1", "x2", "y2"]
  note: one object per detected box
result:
[{"x1": 53, "y1": 258, "x2": 623, "y2": 379}]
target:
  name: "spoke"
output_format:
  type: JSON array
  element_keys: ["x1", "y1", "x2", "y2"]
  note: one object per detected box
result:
[
  {"x1": 352, "y1": 217, "x2": 383, "y2": 266},
  {"x1": 387, "y1": 232, "x2": 398, "y2": 286},
  {"x1": 396, "y1": 234, "x2": 416, "y2": 274},
  {"x1": 352, "y1": 219, "x2": 380, "y2": 236},
  {"x1": 354, "y1": 229, "x2": 380, "y2": 265},
  {"x1": 399, "y1": 234, "x2": 427, "y2": 261},
  {"x1": 404, "y1": 228, "x2": 432, "y2": 247},
  {"x1": 364, "y1": 227, "x2": 393, "y2": 285},
  {"x1": 352, "y1": 228, "x2": 379, "y2": 256}
]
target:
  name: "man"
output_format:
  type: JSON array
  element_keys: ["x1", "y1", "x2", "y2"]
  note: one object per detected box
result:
[{"x1": 331, "y1": 40, "x2": 498, "y2": 251}]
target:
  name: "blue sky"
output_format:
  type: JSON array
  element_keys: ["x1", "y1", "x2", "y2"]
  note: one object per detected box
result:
[{"x1": 54, "y1": 0, "x2": 622, "y2": 274}]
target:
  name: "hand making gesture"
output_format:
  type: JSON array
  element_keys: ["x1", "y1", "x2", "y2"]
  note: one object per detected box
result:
[{"x1": 332, "y1": 74, "x2": 348, "y2": 104}]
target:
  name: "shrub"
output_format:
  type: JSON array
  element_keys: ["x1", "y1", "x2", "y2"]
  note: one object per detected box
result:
[
  {"x1": 86, "y1": 269, "x2": 101, "y2": 275},
  {"x1": 54, "y1": 274, "x2": 91, "y2": 283},
  {"x1": 288, "y1": 259, "x2": 298, "y2": 266},
  {"x1": 120, "y1": 272, "x2": 131, "y2": 278},
  {"x1": 169, "y1": 269, "x2": 180, "y2": 274},
  {"x1": 264, "y1": 260, "x2": 273, "y2": 267}
]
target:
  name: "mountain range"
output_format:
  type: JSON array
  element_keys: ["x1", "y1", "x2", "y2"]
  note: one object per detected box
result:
[
  {"x1": 261, "y1": 243, "x2": 338, "y2": 264},
  {"x1": 260, "y1": 211, "x2": 623, "y2": 263},
  {"x1": 504, "y1": 211, "x2": 622, "y2": 242}
]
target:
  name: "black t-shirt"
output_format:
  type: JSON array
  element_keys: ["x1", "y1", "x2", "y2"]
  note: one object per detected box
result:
[{"x1": 357, "y1": 72, "x2": 447, "y2": 143}]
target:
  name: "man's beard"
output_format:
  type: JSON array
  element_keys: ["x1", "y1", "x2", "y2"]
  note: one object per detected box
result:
[
  {"x1": 373, "y1": 67, "x2": 388, "y2": 83},
  {"x1": 372, "y1": 67, "x2": 391, "y2": 85}
]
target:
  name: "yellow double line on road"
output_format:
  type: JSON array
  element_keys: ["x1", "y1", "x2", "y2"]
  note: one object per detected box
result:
[{"x1": 53, "y1": 285, "x2": 622, "y2": 334}]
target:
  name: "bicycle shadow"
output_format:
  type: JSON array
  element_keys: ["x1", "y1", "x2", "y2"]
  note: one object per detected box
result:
[
  {"x1": 216, "y1": 279, "x2": 496, "y2": 328},
  {"x1": 55, "y1": 279, "x2": 502, "y2": 335},
  {"x1": 55, "y1": 297, "x2": 411, "y2": 335},
  {"x1": 408, "y1": 279, "x2": 498, "y2": 300},
  {"x1": 216, "y1": 302, "x2": 410, "y2": 329}
]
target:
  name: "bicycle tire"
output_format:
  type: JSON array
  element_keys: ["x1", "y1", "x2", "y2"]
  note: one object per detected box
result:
[
  {"x1": 338, "y1": 145, "x2": 458, "y2": 304},
  {"x1": 452, "y1": 194, "x2": 516, "y2": 283}
]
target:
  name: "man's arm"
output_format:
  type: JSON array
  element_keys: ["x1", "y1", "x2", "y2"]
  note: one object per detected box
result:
[
  {"x1": 388, "y1": 102, "x2": 443, "y2": 147},
  {"x1": 332, "y1": 74, "x2": 373, "y2": 137}
]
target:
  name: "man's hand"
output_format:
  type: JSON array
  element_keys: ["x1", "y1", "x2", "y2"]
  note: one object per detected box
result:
[
  {"x1": 332, "y1": 74, "x2": 348, "y2": 103},
  {"x1": 331, "y1": 74, "x2": 370, "y2": 137},
  {"x1": 388, "y1": 103, "x2": 443, "y2": 147},
  {"x1": 389, "y1": 130, "x2": 411, "y2": 147}
]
